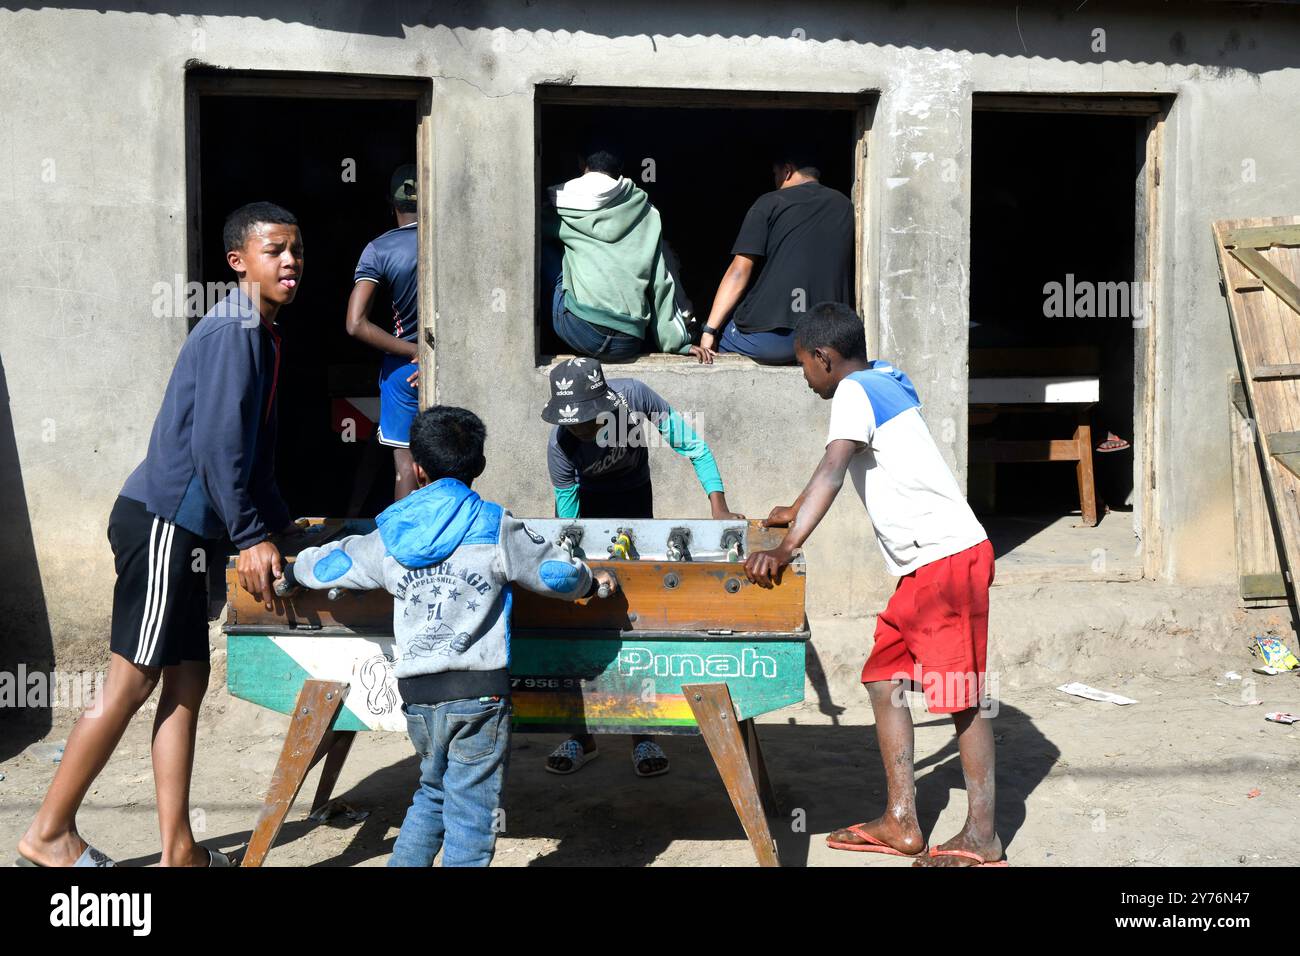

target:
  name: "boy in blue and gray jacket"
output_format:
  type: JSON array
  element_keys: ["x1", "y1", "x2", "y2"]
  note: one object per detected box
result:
[{"x1": 281, "y1": 406, "x2": 616, "y2": 867}]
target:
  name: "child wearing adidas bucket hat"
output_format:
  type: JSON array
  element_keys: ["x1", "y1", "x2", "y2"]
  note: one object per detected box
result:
[{"x1": 540, "y1": 357, "x2": 744, "y2": 777}]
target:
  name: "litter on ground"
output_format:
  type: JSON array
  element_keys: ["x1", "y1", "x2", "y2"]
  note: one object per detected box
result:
[{"x1": 1057, "y1": 682, "x2": 1138, "y2": 705}]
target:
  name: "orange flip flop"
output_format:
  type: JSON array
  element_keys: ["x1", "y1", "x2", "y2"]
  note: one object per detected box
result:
[
  {"x1": 826, "y1": 824, "x2": 926, "y2": 857},
  {"x1": 926, "y1": 847, "x2": 1010, "y2": 867}
]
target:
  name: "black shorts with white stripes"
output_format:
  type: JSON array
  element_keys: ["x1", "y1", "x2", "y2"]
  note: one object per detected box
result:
[{"x1": 108, "y1": 496, "x2": 214, "y2": 669}]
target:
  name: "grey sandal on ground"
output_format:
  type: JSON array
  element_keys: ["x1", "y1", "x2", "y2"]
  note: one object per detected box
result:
[
  {"x1": 205, "y1": 847, "x2": 233, "y2": 867},
  {"x1": 633, "y1": 740, "x2": 670, "y2": 777},
  {"x1": 15, "y1": 844, "x2": 117, "y2": 867},
  {"x1": 545, "y1": 737, "x2": 599, "y2": 775}
]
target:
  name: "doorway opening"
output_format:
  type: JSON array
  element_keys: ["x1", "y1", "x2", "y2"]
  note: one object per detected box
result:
[
  {"x1": 535, "y1": 88, "x2": 870, "y2": 363},
  {"x1": 968, "y1": 95, "x2": 1164, "y2": 578},
  {"x1": 188, "y1": 72, "x2": 428, "y2": 522}
]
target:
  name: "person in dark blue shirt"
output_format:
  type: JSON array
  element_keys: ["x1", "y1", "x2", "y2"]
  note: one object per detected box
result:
[
  {"x1": 17, "y1": 202, "x2": 302, "y2": 868},
  {"x1": 346, "y1": 165, "x2": 421, "y2": 500}
]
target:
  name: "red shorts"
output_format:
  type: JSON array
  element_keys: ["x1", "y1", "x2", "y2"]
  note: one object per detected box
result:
[{"x1": 862, "y1": 539, "x2": 995, "y2": 714}]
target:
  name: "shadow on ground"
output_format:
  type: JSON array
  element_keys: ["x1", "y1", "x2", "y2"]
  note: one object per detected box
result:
[{"x1": 186, "y1": 702, "x2": 1057, "y2": 867}]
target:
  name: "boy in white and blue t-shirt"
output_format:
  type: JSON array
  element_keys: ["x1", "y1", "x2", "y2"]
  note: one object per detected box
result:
[{"x1": 744, "y1": 302, "x2": 1004, "y2": 868}]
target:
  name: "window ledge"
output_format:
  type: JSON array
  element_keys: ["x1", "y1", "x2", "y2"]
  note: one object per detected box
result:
[{"x1": 538, "y1": 352, "x2": 803, "y2": 375}]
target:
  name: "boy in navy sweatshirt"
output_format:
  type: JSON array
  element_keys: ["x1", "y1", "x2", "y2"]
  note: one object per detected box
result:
[
  {"x1": 17, "y1": 202, "x2": 302, "y2": 868},
  {"x1": 281, "y1": 406, "x2": 618, "y2": 866}
]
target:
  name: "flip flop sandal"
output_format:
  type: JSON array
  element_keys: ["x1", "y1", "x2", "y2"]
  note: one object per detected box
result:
[
  {"x1": 826, "y1": 824, "x2": 926, "y2": 857},
  {"x1": 205, "y1": 847, "x2": 233, "y2": 867},
  {"x1": 544, "y1": 738, "x2": 599, "y2": 775},
  {"x1": 15, "y1": 844, "x2": 117, "y2": 867},
  {"x1": 632, "y1": 740, "x2": 670, "y2": 777},
  {"x1": 925, "y1": 847, "x2": 1010, "y2": 867},
  {"x1": 1096, "y1": 436, "x2": 1131, "y2": 453}
]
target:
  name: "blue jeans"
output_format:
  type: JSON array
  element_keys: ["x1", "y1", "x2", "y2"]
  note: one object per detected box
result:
[
  {"x1": 388, "y1": 696, "x2": 512, "y2": 867},
  {"x1": 718, "y1": 323, "x2": 797, "y2": 364},
  {"x1": 543, "y1": 244, "x2": 643, "y2": 361}
]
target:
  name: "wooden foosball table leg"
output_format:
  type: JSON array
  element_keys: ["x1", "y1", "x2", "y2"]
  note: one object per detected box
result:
[
  {"x1": 739, "y1": 718, "x2": 779, "y2": 816},
  {"x1": 683, "y1": 682, "x2": 781, "y2": 867},
  {"x1": 309, "y1": 730, "x2": 357, "y2": 816},
  {"x1": 240, "y1": 679, "x2": 349, "y2": 868}
]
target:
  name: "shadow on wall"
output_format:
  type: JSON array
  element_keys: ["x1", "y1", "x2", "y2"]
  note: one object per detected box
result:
[
  {"x1": 4, "y1": 0, "x2": 1298, "y2": 72},
  {"x1": 0, "y1": 357, "x2": 55, "y2": 762}
]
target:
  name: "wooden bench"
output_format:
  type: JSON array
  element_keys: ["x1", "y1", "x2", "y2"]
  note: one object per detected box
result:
[{"x1": 968, "y1": 376, "x2": 1101, "y2": 526}]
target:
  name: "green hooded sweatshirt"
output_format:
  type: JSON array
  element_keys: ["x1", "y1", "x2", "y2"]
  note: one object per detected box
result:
[{"x1": 544, "y1": 180, "x2": 691, "y2": 353}]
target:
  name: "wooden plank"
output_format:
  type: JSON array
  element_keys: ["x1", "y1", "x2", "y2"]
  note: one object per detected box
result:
[
  {"x1": 1241, "y1": 573, "x2": 1287, "y2": 601},
  {"x1": 1252, "y1": 363, "x2": 1300, "y2": 381},
  {"x1": 1272, "y1": 452, "x2": 1300, "y2": 479},
  {"x1": 1228, "y1": 375, "x2": 1286, "y2": 606},
  {"x1": 227, "y1": 578, "x2": 394, "y2": 634},
  {"x1": 307, "y1": 730, "x2": 357, "y2": 817},
  {"x1": 536, "y1": 85, "x2": 870, "y2": 110},
  {"x1": 968, "y1": 377, "x2": 1100, "y2": 404},
  {"x1": 972, "y1": 93, "x2": 1164, "y2": 115},
  {"x1": 241, "y1": 679, "x2": 348, "y2": 867},
  {"x1": 1222, "y1": 225, "x2": 1300, "y2": 249},
  {"x1": 1230, "y1": 247, "x2": 1300, "y2": 318},
  {"x1": 1231, "y1": 378, "x2": 1249, "y2": 417},
  {"x1": 969, "y1": 439, "x2": 1083, "y2": 463},
  {"x1": 683, "y1": 683, "x2": 780, "y2": 867},
  {"x1": 183, "y1": 79, "x2": 203, "y2": 331},
  {"x1": 512, "y1": 559, "x2": 806, "y2": 632},
  {"x1": 190, "y1": 71, "x2": 427, "y2": 100},
  {"x1": 227, "y1": 518, "x2": 805, "y2": 633},
  {"x1": 230, "y1": 556, "x2": 805, "y2": 634},
  {"x1": 739, "y1": 718, "x2": 779, "y2": 815},
  {"x1": 853, "y1": 102, "x2": 870, "y2": 318},
  {"x1": 1266, "y1": 431, "x2": 1300, "y2": 456},
  {"x1": 1138, "y1": 109, "x2": 1164, "y2": 579},
  {"x1": 1214, "y1": 216, "x2": 1300, "y2": 618},
  {"x1": 1074, "y1": 416, "x2": 1099, "y2": 527},
  {"x1": 416, "y1": 85, "x2": 435, "y2": 408}
]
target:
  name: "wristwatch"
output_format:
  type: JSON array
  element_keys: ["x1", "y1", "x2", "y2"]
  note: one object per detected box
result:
[{"x1": 703, "y1": 325, "x2": 723, "y2": 338}]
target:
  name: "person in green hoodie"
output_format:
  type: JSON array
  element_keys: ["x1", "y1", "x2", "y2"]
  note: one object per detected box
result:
[{"x1": 542, "y1": 147, "x2": 706, "y2": 361}]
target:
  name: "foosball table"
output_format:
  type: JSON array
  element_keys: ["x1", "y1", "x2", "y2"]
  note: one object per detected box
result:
[{"x1": 224, "y1": 517, "x2": 809, "y2": 866}]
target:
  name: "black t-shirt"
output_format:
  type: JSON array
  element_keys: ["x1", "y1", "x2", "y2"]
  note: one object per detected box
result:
[{"x1": 730, "y1": 181, "x2": 854, "y2": 334}]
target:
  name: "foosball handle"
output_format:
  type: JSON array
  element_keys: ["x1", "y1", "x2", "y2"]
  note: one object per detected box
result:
[
  {"x1": 273, "y1": 563, "x2": 299, "y2": 597},
  {"x1": 596, "y1": 570, "x2": 619, "y2": 599}
]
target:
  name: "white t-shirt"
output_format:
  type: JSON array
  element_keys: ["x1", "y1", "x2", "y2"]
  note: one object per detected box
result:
[{"x1": 826, "y1": 363, "x2": 987, "y2": 576}]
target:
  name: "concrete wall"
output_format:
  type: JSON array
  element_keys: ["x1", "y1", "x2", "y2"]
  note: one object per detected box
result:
[{"x1": 3, "y1": 1, "x2": 1300, "y2": 661}]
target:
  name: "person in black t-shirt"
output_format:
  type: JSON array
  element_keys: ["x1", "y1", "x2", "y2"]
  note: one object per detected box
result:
[{"x1": 697, "y1": 153, "x2": 854, "y2": 365}]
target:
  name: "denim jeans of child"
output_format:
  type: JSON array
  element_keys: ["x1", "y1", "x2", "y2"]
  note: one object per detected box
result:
[
  {"x1": 543, "y1": 243, "x2": 642, "y2": 360},
  {"x1": 717, "y1": 322, "x2": 797, "y2": 364},
  {"x1": 553, "y1": 297, "x2": 643, "y2": 360},
  {"x1": 388, "y1": 696, "x2": 512, "y2": 867}
]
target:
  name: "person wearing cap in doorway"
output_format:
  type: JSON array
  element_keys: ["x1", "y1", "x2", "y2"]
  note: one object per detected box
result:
[
  {"x1": 345, "y1": 164, "x2": 422, "y2": 501},
  {"x1": 540, "y1": 357, "x2": 745, "y2": 777}
]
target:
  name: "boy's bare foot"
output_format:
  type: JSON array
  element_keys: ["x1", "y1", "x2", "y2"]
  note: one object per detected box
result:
[
  {"x1": 912, "y1": 826, "x2": 1004, "y2": 867},
  {"x1": 17, "y1": 826, "x2": 89, "y2": 868},
  {"x1": 827, "y1": 813, "x2": 925, "y2": 856}
]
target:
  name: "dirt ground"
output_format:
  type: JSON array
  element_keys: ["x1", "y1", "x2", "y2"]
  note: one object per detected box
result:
[{"x1": 3, "y1": 624, "x2": 1297, "y2": 868}]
